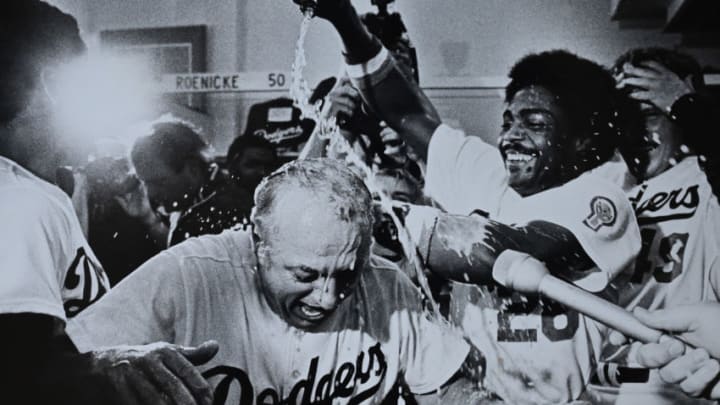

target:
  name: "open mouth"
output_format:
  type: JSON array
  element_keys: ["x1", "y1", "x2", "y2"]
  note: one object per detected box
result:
[
  {"x1": 293, "y1": 302, "x2": 328, "y2": 324},
  {"x1": 501, "y1": 144, "x2": 537, "y2": 170}
]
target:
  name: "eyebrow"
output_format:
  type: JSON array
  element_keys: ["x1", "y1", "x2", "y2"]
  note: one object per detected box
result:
[
  {"x1": 503, "y1": 108, "x2": 555, "y2": 118},
  {"x1": 287, "y1": 265, "x2": 352, "y2": 276},
  {"x1": 519, "y1": 108, "x2": 554, "y2": 117}
]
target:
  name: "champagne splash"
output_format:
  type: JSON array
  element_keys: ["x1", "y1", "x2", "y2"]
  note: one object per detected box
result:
[{"x1": 290, "y1": 14, "x2": 441, "y2": 319}]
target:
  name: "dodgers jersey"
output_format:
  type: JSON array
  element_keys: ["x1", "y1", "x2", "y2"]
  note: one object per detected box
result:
[
  {"x1": 589, "y1": 157, "x2": 720, "y2": 405},
  {"x1": 67, "y1": 229, "x2": 469, "y2": 405},
  {"x1": 425, "y1": 125, "x2": 640, "y2": 403},
  {"x1": 0, "y1": 157, "x2": 109, "y2": 321}
]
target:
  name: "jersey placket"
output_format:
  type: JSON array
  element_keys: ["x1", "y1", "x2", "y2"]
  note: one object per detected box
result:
[{"x1": 287, "y1": 328, "x2": 306, "y2": 385}]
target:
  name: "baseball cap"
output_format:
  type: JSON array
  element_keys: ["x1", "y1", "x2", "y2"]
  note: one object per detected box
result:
[
  {"x1": 241, "y1": 98, "x2": 313, "y2": 160},
  {"x1": 241, "y1": 80, "x2": 336, "y2": 160}
]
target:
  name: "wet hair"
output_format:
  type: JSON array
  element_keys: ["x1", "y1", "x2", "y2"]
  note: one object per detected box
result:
[
  {"x1": 252, "y1": 158, "x2": 374, "y2": 242},
  {"x1": 505, "y1": 50, "x2": 623, "y2": 171},
  {"x1": 613, "y1": 47, "x2": 705, "y2": 91},
  {"x1": 1, "y1": 0, "x2": 86, "y2": 124},
  {"x1": 130, "y1": 117, "x2": 209, "y2": 174}
]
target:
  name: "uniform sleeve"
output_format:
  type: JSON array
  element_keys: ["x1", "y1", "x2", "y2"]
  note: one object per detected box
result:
[
  {"x1": 425, "y1": 124, "x2": 509, "y2": 216},
  {"x1": 705, "y1": 200, "x2": 720, "y2": 299},
  {"x1": 531, "y1": 176, "x2": 641, "y2": 292},
  {"x1": 66, "y1": 251, "x2": 186, "y2": 351},
  {"x1": 0, "y1": 189, "x2": 68, "y2": 321},
  {"x1": 394, "y1": 274, "x2": 470, "y2": 394}
]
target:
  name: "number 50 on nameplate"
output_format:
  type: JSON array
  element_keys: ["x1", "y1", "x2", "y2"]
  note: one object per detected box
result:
[{"x1": 160, "y1": 72, "x2": 290, "y2": 93}]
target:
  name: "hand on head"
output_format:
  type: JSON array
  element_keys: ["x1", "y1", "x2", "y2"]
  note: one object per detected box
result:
[{"x1": 615, "y1": 61, "x2": 695, "y2": 114}]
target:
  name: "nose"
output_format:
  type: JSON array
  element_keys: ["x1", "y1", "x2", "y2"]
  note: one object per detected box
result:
[
  {"x1": 311, "y1": 277, "x2": 339, "y2": 311},
  {"x1": 502, "y1": 123, "x2": 526, "y2": 142}
]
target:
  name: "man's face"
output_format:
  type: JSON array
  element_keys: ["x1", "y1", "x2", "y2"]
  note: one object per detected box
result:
[
  {"x1": 374, "y1": 172, "x2": 420, "y2": 203},
  {"x1": 621, "y1": 103, "x2": 684, "y2": 181},
  {"x1": 256, "y1": 188, "x2": 366, "y2": 330},
  {"x1": 233, "y1": 146, "x2": 278, "y2": 189},
  {"x1": 136, "y1": 160, "x2": 204, "y2": 212},
  {"x1": 499, "y1": 86, "x2": 568, "y2": 196}
]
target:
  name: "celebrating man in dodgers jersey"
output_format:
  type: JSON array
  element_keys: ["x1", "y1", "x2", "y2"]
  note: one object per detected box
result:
[
  {"x1": 67, "y1": 158, "x2": 479, "y2": 404},
  {"x1": 0, "y1": 1, "x2": 113, "y2": 401},
  {"x1": 1, "y1": 2, "x2": 232, "y2": 404},
  {"x1": 588, "y1": 48, "x2": 720, "y2": 404},
  {"x1": 292, "y1": 1, "x2": 641, "y2": 402}
]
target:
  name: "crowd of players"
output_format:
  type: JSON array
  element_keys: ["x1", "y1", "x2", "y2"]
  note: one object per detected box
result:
[{"x1": 2, "y1": 0, "x2": 720, "y2": 404}]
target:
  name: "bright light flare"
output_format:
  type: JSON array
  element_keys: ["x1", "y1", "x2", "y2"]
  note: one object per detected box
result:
[{"x1": 50, "y1": 51, "x2": 157, "y2": 150}]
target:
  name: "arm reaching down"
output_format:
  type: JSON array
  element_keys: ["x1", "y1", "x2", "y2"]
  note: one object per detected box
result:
[
  {"x1": 292, "y1": 0, "x2": 441, "y2": 159},
  {"x1": 0, "y1": 313, "x2": 218, "y2": 405}
]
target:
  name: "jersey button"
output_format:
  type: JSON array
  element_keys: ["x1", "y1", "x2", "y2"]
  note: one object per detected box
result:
[{"x1": 292, "y1": 370, "x2": 301, "y2": 379}]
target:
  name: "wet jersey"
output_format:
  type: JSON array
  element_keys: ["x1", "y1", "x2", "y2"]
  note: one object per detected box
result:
[
  {"x1": 425, "y1": 125, "x2": 640, "y2": 403},
  {"x1": 590, "y1": 156, "x2": 720, "y2": 405},
  {"x1": 67, "y1": 230, "x2": 469, "y2": 405}
]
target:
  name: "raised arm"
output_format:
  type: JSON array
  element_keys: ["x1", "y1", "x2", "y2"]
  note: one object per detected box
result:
[{"x1": 294, "y1": 0, "x2": 441, "y2": 159}]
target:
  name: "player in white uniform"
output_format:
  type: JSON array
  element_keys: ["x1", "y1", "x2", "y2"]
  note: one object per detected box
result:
[
  {"x1": 67, "y1": 158, "x2": 479, "y2": 405},
  {"x1": 0, "y1": 157, "x2": 109, "y2": 319},
  {"x1": 291, "y1": 1, "x2": 641, "y2": 402},
  {"x1": 588, "y1": 48, "x2": 720, "y2": 404},
  {"x1": 1, "y1": 2, "x2": 222, "y2": 404}
]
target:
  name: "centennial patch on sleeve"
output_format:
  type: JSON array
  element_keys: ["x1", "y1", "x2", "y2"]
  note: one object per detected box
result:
[{"x1": 583, "y1": 196, "x2": 617, "y2": 231}]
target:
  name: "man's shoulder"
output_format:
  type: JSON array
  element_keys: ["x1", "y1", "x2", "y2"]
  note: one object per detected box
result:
[
  {"x1": 429, "y1": 124, "x2": 494, "y2": 157},
  {"x1": 169, "y1": 229, "x2": 253, "y2": 264},
  {"x1": 565, "y1": 169, "x2": 627, "y2": 198},
  {"x1": 0, "y1": 173, "x2": 74, "y2": 229},
  {"x1": 362, "y1": 256, "x2": 423, "y2": 302},
  {"x1": 163, "y1": 230, "x2": 256, "y2": 290}
]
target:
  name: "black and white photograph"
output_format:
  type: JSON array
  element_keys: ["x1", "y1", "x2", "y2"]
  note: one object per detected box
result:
[{"x1": 1, "y1": 0, "x2": 720, "y2": 404}]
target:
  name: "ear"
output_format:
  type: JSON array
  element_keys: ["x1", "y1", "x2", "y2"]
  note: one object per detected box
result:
[
  {"x1": 683, "y1": 74, "x2": 697, "y2": 93},
  {"x1": 39, "y1": 67, "x2": 61, "y2": 106}
]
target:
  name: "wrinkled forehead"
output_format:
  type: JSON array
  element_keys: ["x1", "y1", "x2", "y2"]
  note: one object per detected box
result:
[
  {"x1": 506, "y1": 86, "x2": 564, "y2": 116},
  {"x1": 263, "y1": 187, "x2": 367, "y2": 251},
  {"x1": 267, "y1": 213, "x2": 365, "y2": 272}
]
